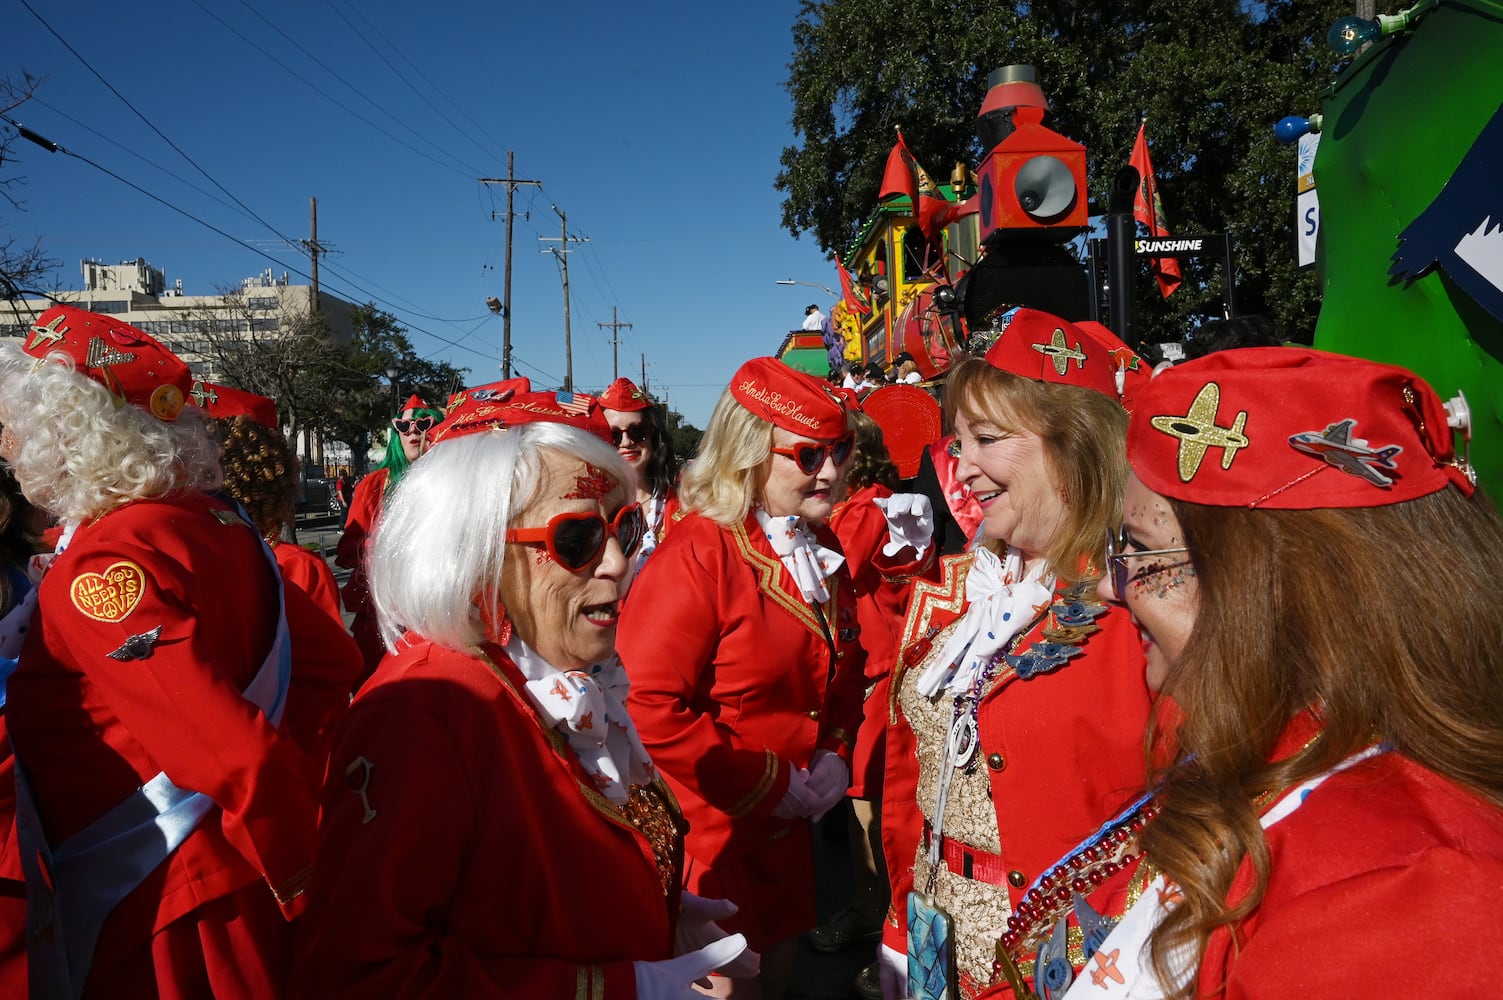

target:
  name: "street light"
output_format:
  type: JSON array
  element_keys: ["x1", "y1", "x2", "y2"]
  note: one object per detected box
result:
[
  {"x1": 775, "y1": 278, "x2": 837, "y2": 299},
  {"x1": 385, "y1": 365, "x2": 399, "y2": 415}
]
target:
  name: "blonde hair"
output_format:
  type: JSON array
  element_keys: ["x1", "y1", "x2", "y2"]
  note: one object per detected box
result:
[
  {"x1": 369, "y1": 423, "x2": 635, "y2": 652},
  {"x1": 677, "y1": 389, "x2": 776, "y2": 527},
  {"x1": 944, "y1": 358, "x2": 1127, "y2": 582},
  {"x1": 0, "y1": 343, "x2": 221, "y2": 522}
]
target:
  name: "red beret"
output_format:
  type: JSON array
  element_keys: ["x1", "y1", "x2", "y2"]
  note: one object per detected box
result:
[
  {"x1": 430, "y1": 389, "x2": 612, "y2": 446},
  {"x1": 1128, "y1": 347, "x2": 1473, "y2": 509},
  {"x1": 729, "y1": 357, "x2": 847, "y2": 441},
  {"x1": 22, "y1": 304, "x2": 193, "y2": 421},
  {"x1": 192, "y1": 381, "x2": 278, "y2": 428},
  {"x1": 598, "y1": 377, "x2": 652, "y2": 412},
  {"x1": 983, "y1": 308, "x2": 1123, "y2": 401}
]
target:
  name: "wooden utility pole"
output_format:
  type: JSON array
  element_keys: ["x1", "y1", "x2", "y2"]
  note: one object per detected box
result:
[
  {"x1": 597, "y1": 307, "x2": 633, "y2": 381},
  {"x1": 641, "y1": 353, "x2": 648, "y2": 393},
  {"x1": 301, "y1": 196, "x2": 331, "y2": 315},
  {"x1": 539, "y1": 209, "x2": 588, "y2": 391},
  {"x1": 480, "y1": 156, "x2": 541, "y2": 378}
]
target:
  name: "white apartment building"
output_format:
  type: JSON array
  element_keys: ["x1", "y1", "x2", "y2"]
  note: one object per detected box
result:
[{"x1": 0, "y1": 258, "x2": 357, "y2": 381}]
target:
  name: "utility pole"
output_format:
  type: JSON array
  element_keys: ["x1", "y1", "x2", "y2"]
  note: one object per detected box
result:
[
  {"x1": 641, "y1": 353, "x2": 648, "y2": 393},
  {"x1": 539, "y1": 208, "x2": 588, "y2": 391},
  {"x1": 479, "y1": 154, "x2": 541, "y2": 378},
  {"x1": 597, "y1": 307, "x2": 633, "y2": 381},
  {"x1": 301, "y1": 196, "x2": 331, "y2": 315}
]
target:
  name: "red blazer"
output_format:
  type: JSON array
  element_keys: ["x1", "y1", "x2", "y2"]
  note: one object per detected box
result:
[
  {"x1": 983, "y1": 731, "x2": 1503, "y2": 999},
  {"x1": 619, "y1": 509, "x2": 867, "y2": 947},
  {"x1": 291, "y1": 638, "x2": 676, "y2": 998},
  {"x1": 8, "y1": 494, "x2": 320, "y2": 988},
  {"x1": 275, "y1": 541, "x2": 362, "y2": 768},
  {"x1": 1199, "y1": 748, "x2": 1503, "y2": 997},
  {"x1": 829, "y1": 484, "x2": 929, "y2": 798},
  {"x1": 882, "y1": 552, "x2": 1153, "y2": 962},
  {"x1": 334, "y1": 469, "x2": 389, "y2": 675},
  {"x1": 275, "y1": 541, "x2": 341, "y2": 624}
]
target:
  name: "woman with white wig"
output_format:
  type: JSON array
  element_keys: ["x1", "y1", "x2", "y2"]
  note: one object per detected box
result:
[
  {"x1": 0, "y1": 305, "x2": 322, "y2": 998},
  {"x1": 290, "y1": 396, "x2": 753, "y2": 999}
]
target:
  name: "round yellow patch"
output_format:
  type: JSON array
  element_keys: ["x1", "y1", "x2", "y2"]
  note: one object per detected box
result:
[
  {"x1": 150, "y1": 383, "x2": 185, "y2": 421},
  {"x1": 70, "y1": 561, "x2": 147, "y2": 622}
]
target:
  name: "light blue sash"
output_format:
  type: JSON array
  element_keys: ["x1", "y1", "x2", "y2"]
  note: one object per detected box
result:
[{"x1": 13, "y1": 509, "x2": 292, "y2": 999}]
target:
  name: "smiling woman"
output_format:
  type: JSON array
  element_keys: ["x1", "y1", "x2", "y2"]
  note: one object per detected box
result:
[
  {"x1": 877, "y1": 309, "x2": 1154, "y2": 1000},
  {"x1": 291, "y1": 418, "x2": 750, "y2": 997},
  {"x1": 618, "y1": 357, "x2": 870, "y2": 999}
]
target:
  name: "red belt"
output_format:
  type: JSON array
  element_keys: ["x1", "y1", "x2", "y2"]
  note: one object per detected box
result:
[{"x1": 922, "y1": 821, "x2": 1007, "y2": 884}]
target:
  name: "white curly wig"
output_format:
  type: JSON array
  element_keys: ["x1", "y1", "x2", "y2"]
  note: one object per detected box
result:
[
  {"x1": 0, "y1": 342, "x2": 221, "y2": 522},
  {"x1": 369, "y1": 421, "x2": 636, "y2": 652}
]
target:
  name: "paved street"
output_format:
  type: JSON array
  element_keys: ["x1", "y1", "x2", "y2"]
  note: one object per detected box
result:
[{"x1": 300, "y1": 517, "x2": 879, "y2": 999}]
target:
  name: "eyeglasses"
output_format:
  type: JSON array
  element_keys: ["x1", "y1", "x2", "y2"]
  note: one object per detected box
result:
[
  {"x1": 610, "y1": 422, "x2": 652, "y2": 447},
  {"x1": 770, "y1": 434, "x2": 856, "y2": 475},
  {"x1": 392, "y1": 416, "x2": 438, "y2": 434},
  {"x1": 1105, "y1": 527, "x2": 1190, "y2": 596},
  {"x1": 506, "y1": 503, "x2": 645, "y2": 572}
]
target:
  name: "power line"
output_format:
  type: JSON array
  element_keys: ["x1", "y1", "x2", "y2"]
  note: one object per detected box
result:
[
  {"x1": 187, "y1": 0, "x2": 485, "y2": 181},
  {"x1": 18, "y1": 0, "x2": 300, "y2": 251}
]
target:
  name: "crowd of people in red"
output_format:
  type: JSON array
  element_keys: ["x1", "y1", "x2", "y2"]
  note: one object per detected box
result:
[{"x1": 0, "y1": 300, "x2": 1499, "y2": 1000}]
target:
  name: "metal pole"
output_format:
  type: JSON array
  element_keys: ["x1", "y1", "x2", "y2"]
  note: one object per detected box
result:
[{"x1": 1106, "y1": 166, "x2": 1141, "y2": 351}]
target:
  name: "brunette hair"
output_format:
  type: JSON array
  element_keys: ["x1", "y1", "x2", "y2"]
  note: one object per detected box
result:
[
  {"x1": 943, "y1": 358, "x2": 1127, "y2": 582},
  {"x1": 213, "y1": 416, "x2": 299, "y2": 541},
  {"x1": 845, "y1": 411, "x2": 899, "y2": 493},
  {"x1": 1141, "y1": 487, "x2": 1503, "y2": 997},
  {"x1": 635, "y1": 402, "x2": 680, "y2": 499}
]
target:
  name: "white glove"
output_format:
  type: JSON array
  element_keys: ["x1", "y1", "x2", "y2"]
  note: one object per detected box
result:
[
  {"x1": 879, "y1": 942, "x2": 911, "y2": 1000},
  {"x1": 874, "y1": 494, "x2": 933, "y2": 559},
  {"x1": 634, "y1": 933, "x2": 750, "y2": 999},
  {"x1": 804, "y1": 749, "x2": 850, "y2": 822},
  {"x1": 771, "y1": 762, "x2": 820, "y2": 818},
  {"x1": 676, "y1": 893, "x2": 761, "y2": 979}
]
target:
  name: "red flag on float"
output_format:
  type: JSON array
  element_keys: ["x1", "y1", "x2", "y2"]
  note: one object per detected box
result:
[
  {"x1": 880, "y1": 129, "x2": 921, "y2": 207},
  {"x1": 836, "y1": 257, "x2": 871, "y2": 315},
  {"x1": 1129, "y1": 121, "x2": 1183, "y2": 299},
  {"x1": 879, "y1": 129, "x2": 953, "y2": 242}
]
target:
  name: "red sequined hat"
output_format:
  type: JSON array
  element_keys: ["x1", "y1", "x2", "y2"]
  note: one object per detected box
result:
[
  {"x1": 22, "y1": 304, "x2": 193, "y2": 421},
  {"x1": 430, "y1": 389, "x2": 611, "y2": 446},
  {"x1": 1127, "y1": 347, "x2": 1473, "y2": 509},
  {"x1": 982, "y1": 308, "x2": 1123, "y2": 401},
  {"x1": 598, "y1": 377, "x2": 652, "y2": 412},
  {"x1": 429, "y1": 378, "x2": 531, "y2": 444},
  {"x1": 191, "y1": 381, "x2": 278, "y2": 428},
  {"x1": 729, "y1": 357, "x2": 847, "y2": 441}
]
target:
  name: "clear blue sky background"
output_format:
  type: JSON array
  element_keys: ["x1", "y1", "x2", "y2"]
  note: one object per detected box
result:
[{"x1": 3, "y1": 0, "x2": 836, "y2": 427}]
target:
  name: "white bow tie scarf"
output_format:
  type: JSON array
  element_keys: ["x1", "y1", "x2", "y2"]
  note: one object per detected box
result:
[
  {"x1": 509, "y1": 640, "x2": 657, "y2": 805},
  {"x1": 753, "y1": 509, "x2": 846, "y2": 604}
]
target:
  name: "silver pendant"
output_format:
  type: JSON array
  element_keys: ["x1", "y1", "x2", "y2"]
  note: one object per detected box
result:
[{"x1": 947, "y1": 713, "x2": 978, "y2": 770}]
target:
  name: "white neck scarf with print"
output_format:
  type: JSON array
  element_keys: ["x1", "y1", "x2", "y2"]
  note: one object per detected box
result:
[
  {"x1": 507, "y1": 637, "x2": 656, "y2": 805},
  {"x1": 753, "y1": 508, "x2": 846, "y2": 604},
  {"x1": 916, "y1": 545, "x2": 1053, "y2": 699}
]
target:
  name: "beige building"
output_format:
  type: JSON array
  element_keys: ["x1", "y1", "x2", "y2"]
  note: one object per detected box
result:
[{"x1": 0, "y1": 258, "x2": 357, "y2": 382}]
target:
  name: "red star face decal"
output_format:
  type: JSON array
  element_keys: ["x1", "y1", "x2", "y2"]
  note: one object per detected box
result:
[{"x1": 565, "y1": 465, "x2": 615, "y2": 500}]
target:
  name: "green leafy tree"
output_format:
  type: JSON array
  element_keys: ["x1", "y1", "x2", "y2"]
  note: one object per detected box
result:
[
  {"x1": 777, "y1": 0, "x2": 1404, "y2": 345},
  {"x1": 666, "y1": 407, "x2": 703, "y2": 464},
  {"x1": 326, "y1": 304, "x2": 467, "y2": 473}
]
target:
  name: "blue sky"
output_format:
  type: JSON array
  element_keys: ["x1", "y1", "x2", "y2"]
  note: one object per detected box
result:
[{"x1": 3, "y1": 0, "x2": 835, "y2": 427}]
